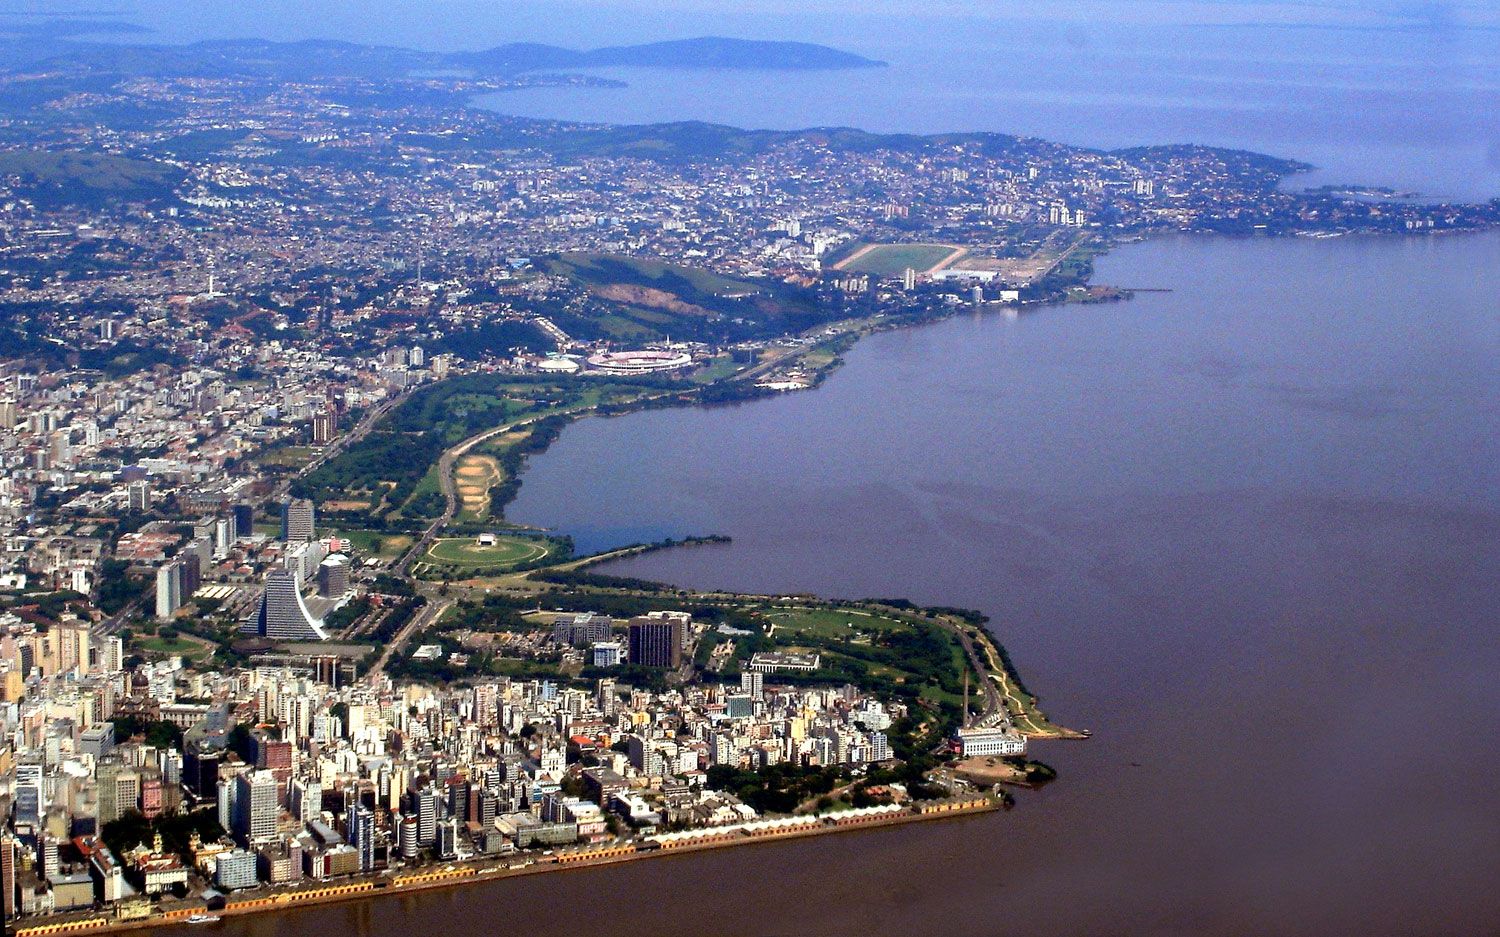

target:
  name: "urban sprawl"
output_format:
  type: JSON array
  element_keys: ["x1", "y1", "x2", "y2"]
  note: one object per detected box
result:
[{"x1": 1, "y1": 29, "x2": 1495, "y2": 934}]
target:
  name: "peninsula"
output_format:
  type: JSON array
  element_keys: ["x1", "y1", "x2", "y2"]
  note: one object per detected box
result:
[{"x1": 1, "y1": 19, "x2": 1495, "y2": 937}]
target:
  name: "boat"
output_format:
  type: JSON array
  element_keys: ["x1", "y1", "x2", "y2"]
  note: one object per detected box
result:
[{"x1": 187, "y1": 914, "x2": 222, "y2": 924}]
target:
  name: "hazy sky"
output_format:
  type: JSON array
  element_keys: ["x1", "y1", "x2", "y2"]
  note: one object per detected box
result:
[{"x1": 6, "y1": 0, "x2": 1499, "y2": 49}]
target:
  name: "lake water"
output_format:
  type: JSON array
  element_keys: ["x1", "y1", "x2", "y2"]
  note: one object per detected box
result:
[
  {"x1": 34, "y1": 0, "x2": 1499, "y2": 931},
  {"x1": 22, "y1": 0, "x2": 1500, "y2": 198},
  {"x1": 497, "y1": 232, "x2": 1500, "y2": 936},
  {"x1": 477, "y1": 19, "x2": 1500, "y2": 201}
]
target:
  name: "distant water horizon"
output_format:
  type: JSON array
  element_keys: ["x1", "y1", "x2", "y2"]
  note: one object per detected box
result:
[{"x1": 12, "y1": 0, "x2": 1500, "y2": 199}]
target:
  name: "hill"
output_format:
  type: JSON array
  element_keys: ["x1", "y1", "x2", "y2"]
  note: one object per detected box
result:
[
  {"x1": 538, "y1": 252, "x2": 836, "y2": 344},
  {"x1": 458, "y1": 37, "x2": 886, "y2": 72}
]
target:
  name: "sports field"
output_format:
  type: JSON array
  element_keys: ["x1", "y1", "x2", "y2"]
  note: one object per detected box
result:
[
  {"x1": 423, "y1": 536, "x2": 551, "y2": 568},
  {"x1": 833, "y1": 243, "x2": 966, "y2": 277}
]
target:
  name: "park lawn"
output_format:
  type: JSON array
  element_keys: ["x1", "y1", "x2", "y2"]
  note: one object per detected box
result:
[
  {"x1": 257, "y1": 445, "x2": 318, "y2": 468},
  {"x1": 334, "y1": 528, "x2": 412, "y2": 560},
  {"x1": 392, "y1": 464, "x2": 443, "y2": 518},
  {"x1": 424, "y1": 536, "x2": 552, "y2": 568},
  {"x1": 136, "y1": 636, "x2": 209, "y2": 659},
  {"x1": 691, "y1": 355, "x2": 744, "y2": 384},
  {"x1": 767, "y1": 607, "x2": 906, "y2": 640}
]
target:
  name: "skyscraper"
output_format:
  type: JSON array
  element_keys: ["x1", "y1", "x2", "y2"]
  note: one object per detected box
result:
[
  {"x1": 1, "y1": 835, "x2": 16, "y2": 922},
  {"x1": 406, "y1": 785, "x2": 437, "y2": 846},
  {"x1": 317, "y1": 554, "x2": 350, "y2": 597},
  {"x1": 155, "y1": 561, "x2": 183, "y2": 620},
  {"x1": 627, "y1": 615, "x2": 683, "y2": 668},
  {"x1": 347, "y1": 802, "x2": 375, "y2": 871},
  {"x1": 251, "y1": 569, "x2": 328, "y2": 641},
  {"x1": 312, "y1": 409, "x2": 335, "y2": 445},
  {"x1": 232, "y1": 771, "x2": 279, "y2": 846},
  {"x1": 232, "y1": 503, "x2": 253, "y2": 540},
  {"x1": 97, "y1": 766, "x2": 141, "y2": 824},
  {"x1": 280, "y1": 498, "x2": 315, "y2": 542}
]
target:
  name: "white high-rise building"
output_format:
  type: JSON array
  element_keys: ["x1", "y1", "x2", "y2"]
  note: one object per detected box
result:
[
  {"x1": 155, "y1": 562, "x2": 182, "y2": 620},
  {"x1": 250, "y1": 569, "x2": 328, "y2": 641},
  {"x1": 233, "y1": 771, "x2": 279, "y2": 845}
]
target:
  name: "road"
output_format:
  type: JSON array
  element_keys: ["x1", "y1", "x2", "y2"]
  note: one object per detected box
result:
[
  {"x1": 274, "y1": 390, "x2": 411, "y2": 500},
  {"x1": 365, "y1": 591, "x2": 452, "y2": 680}
]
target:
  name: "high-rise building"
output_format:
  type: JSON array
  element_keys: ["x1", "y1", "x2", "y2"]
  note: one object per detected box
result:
[
  {"x1": 312, "y1": 410, "x2": 335, "y2": 445},
  {"x1": 232, "y1": 772, "x2": 279, "y2": 846},
  {"x1": 126, "y1": 480, "x2": 151, "y2": 512},
  {"x1": 347, "y1": 803, "x2": 375, "y2": 871},
  {"x1": 591, "y1": 642, "x2": 622, "y2": 667},
  {"x1": 13, "y1": 766, "x2": 42, "y2": 827},
  {"x1": 101, "y1": 636, "x2": 124, "y2": 673},
  {"x1": 406, "y1": 786, "x2": 437, "y2": 846},
  {"x1": 81, "y1": 723, "x2": 115, "y2": 760},
  {"x1": 317, "y1": 555, "x2": 350, "y2": 598},
  {"x1": 740, "y1": 669, "x2": 763, "y2": 701},
  {"x1": 397, "y1": 815, "x2": 418, "y2": 860},
  {"x1": 251, "y1": 569, "x2": 328, "y2": 641},
  {"x1": 155, "y1": 562, "x2": 183, "y2": 620},
  {"x1": 436, "y1": 818, "x2": 457, "y2": 859},
  {"x1": 97, "y1": 766, "x2": 141, "y2": 824},
  {"x1": 280, "y1": 498, "x2": 315, "y2": 542},
  {"x1": 232, "y1": 503, "x2": 254, "y2": 541},
  {"x1": 552, "y1": 612, "x2": 611, "y2": 647},
  {"x1": 627, "y1": 615, "x2": 683, "y2": 668},
  {"x1": 0, "y1": 400, "x2": 16, "y2": 431},
  {"x1": 290, "y1": 778, "x2": 321, "y2": 823},
  {"x1": 215, "y1": 849, "x2": 258, "y2": 890},
  {"x1": 1, "y1": 835, "x2": 16, "y2": 921}
]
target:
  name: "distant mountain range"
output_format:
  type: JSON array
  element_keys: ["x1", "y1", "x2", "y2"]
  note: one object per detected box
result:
[
  {"x1": 0, "y1": 20, "x2": 886, "y2": 79},
  {"x1": 455, "y1": 37, "x2": 886, "y2": 71}
]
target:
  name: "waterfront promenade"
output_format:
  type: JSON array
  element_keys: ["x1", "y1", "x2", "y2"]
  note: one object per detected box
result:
[{"x1": 11, "y1": 796, "x2": 997, "y2": 937}]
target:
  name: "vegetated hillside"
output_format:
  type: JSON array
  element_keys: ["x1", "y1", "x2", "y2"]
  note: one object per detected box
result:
[
  {"x1": 9, "y1": 26, "x2": 882, "y2": 82},
  {"x1": 457, "y1": 37, "x2": 886, "y2": 72},
  {"x1": 0, "y1": 149, "x2": 182, "y2": 208},
  {"x1": 540, "y1": 252, "x2": 837, "y2": 344}
]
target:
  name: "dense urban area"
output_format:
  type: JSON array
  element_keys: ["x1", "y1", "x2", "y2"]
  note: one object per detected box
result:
[{"x1": 1, "y1": 20, "x2": 1495, "y2": 936}]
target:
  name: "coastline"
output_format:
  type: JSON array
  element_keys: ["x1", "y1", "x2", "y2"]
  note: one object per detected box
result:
[{"x1": 13, "y1": 796, "x2": 998, "y2": 937}]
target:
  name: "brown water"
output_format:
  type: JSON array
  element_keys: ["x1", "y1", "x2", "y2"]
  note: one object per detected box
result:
[{"x1": 235, "y1": 233, "x2": 1500, "y2": 937}]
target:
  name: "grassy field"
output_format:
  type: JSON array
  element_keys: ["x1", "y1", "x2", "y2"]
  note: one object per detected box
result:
[
  {"x1": 135, "y1": 635, "x2": 211, "y2": 660},
  {"x1": 257, "y1": 445, "x2": 319, "y2": 469},
  {"x1": 424, "y1": 536, "x2": 552, "y2": 568},
  {"x1": 334, "y1": 528, "x2": 413, "y2": 561},
  {"x1": 548, "y1": 251, "x2": 757, "y2": 295},
  {"x1": 836, "y1": 243, "x2": 963, "y2": 277},
  {"x1": 766, "y1": 607, "x2": 906, "y2": 641}
]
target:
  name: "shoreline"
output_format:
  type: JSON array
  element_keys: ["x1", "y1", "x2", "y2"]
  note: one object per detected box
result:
[{"x1": 11, "y1": 797, "x2": 998, "y2": 937}]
